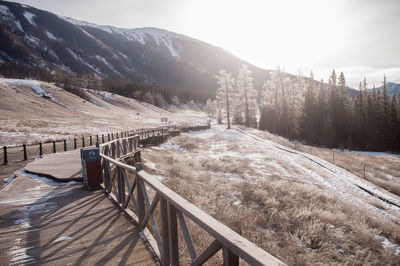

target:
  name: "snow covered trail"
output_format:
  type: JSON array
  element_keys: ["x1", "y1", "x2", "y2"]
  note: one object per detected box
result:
[{"x1": 187, "y1": 125, "x2": 400, "y2": 222}]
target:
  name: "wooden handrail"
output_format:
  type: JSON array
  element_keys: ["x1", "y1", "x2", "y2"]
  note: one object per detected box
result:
[{"x1": 98, "y1": 124, "x2": 284, "y2": 266}]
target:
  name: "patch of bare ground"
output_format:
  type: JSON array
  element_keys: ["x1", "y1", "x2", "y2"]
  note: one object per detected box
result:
[{"x1": 142, "y1": 131, "x2": 400, "y2": 265}]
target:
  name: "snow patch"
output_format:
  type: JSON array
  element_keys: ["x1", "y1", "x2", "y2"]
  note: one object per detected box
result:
[
  {"x1": 375, "y1": 235, "x2": 400, "y2": 255},
  {"x1": 23, "y1": 11, "x2": 36, "y2": 26},
  {"x1": 54, "y1": 236, "x2": 72, "y2": 242},
  {"x1": 0, "y1": 5, "x2": 10, "y2": 15},
  {"x1": 144, "y1": 161, "x2": 156, "y2": 170},
  {"x1": 15, "y1": 20, "x2": 23, "y2": 32},
  {"x1": 45, "y1": 30, "x2": 58, "y2": 40},
  {"x1": 4, "y1": 174, "x2": 16, "y2": 183}
]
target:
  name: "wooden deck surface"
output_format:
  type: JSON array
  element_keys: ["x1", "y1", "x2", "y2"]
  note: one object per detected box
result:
[
  {"x1": 24, "y1": 149, "x2": 83, "y2": 182},
  {"x1": 0, "y1": 151, "x2": 156, "y2": 265}
]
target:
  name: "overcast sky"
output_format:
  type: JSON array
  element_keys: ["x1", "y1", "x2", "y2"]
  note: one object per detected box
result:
[{"x1": 13, "y1": 0, "x2": 400, "y2": 88}]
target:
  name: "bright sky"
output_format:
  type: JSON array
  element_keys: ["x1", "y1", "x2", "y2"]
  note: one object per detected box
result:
[{"x1": 13, "y1": 0, "x2": 400, "y2": 88}]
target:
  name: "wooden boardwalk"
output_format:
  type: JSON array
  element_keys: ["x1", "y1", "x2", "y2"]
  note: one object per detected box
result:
[{"x1": 0, "y1": 151, "x2": 156, "y2": 265}]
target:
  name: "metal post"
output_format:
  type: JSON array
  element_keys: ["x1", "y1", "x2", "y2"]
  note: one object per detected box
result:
[
  {"x1": 102, "y1": 134, "x2": 104, "y2": 143},
  {"x1": 53, "y1": 141, "x2": 56, "y2": 153},
  {"x1": 108, "y1": 134, "x2": 110, "y2": 141},
  {"x1": 111, "y1": 133, "x2": 114, "y2": 140},
  {"x1": 82, "y1": 137, "x2": 85, "y2": 147},
  {"x1": 116, "y1": 133, "x2": 119, "y2": 139},
  {"x1": 63, "y1": 139, "x2": 67, "y2": 151},
  {"x1": 74, "y1": 138, "x2": 77, "y2": 149},
  {"x1": 39, "y1": 142, "x2": 43, "y2": 157},
  {"x1": 23, "y1": 144, "x2": 27, "y2": 160},
  {"x1": 90, "y1": 136, "x2": 92, "y2": 146},
  {"x1": 3, "y1": 146, "x2": 7, "y2": 164},
  {"x1": 96, "y1": 135, "x2": 99, "y2": 145}
]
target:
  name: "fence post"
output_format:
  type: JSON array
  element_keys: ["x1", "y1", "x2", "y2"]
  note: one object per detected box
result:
[
  {"x1": 364, "y1": 164, "x2": 366, "y2": 179},
  {"x1": 111, "y1": 133, "x2": 114, "y2": 140},
  {"x1": 90, "y1": 136, "x2": 92, "y2": 146},
  {"x1": 74, "y1": 138, "x2": 77, "y2": 149},
  {"x1": 63, "y1": 139, "x2": 67, "y2": 151},
  {"x1": 160, "y1": 197, "x2": 170, "y2": 265},
  {"x1": 116, "y1": 133, "x2": 119, "y2": 139},
  {"x1": 23, "y1": 144, "x2": 27, "y2": 161},
  {"x1": 136, "y1": 163, "x2": 145, "y2": 224},
  {"x1": 168, "y1": 203, "x2": 179, "y2": 265},
  {"x1": 82, "y1": 137, "x2": 85, "y2": 148},
  {"x1": 39, "y1": 142, "x2": 43, "y2": 157},
  {"x1": 3, "y1": 146, "x2": 7, "y2": 164},
  {"x1": 53, "y1": 141, "x2": 56, "y2": 153},
  {"x1": 102, "y1": 134, "x2": 105, "y2": 143},
  {"x1": 96, "y1": 135, "x2": 99, "y2": 145},
  {"x1": 223, "y1": 248, "x2": 239, "y2": 266}
]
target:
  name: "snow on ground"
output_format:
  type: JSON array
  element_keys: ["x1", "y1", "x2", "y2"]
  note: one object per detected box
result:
[
  {"x1": 338, "y1": 149, "x2": 400, "y2": 158},
  {"x1": 0, "y1": 78, "x2": 68, "y2": 108},
  {"x1": 161, "y1": 124, "x2": 400, "y2": 222},
  {"x1": 23, "y1": 11, "x2": 36, "y2": 26}
]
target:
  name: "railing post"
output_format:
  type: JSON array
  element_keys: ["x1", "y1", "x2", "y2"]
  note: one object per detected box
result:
[
  {"x1": 96, "y1": 141, "x2": 99, "y2": 148},
  {"x1": 23, "y1": 144, "x2": 27, "y2": 161},
  {"x1": 118, "y1": 167, "x2": 125, "y2": 206},
  {"x1": 116, "y1": 133, "x2": 119, "y2": 139},
  {"x1": 53, "y1": 141, "x2": 56, "y2": 153},
  {"x1": 111, "y1": 133, "x2": 114, "y2": 140},
  {"x1": 136, "y1": 163, "x2": 145, "y2": 224},
  {"x1": 74, "y1": 138, "x2": 77, "y2": 149},
  {"x1": 82, "y1": 137, "x2": 85, "y2": 148},
  {"x1": 108, "y1": 134, "x2": 110, "y2": 142},
  {"x1": 90, "y1": 136, "x2": 93, "y2": 146},
  {"x1": 39, "y1": 142, "x2": 43, "y2": 157},
  {"x1": 223, "y1": 248, "x2": 239, "y2": 266},
  {"x1": 168, "y1": 203, "x2": 179, "y2": 265},
  {"x1": 96, "y1": 135, "x2": 99, "y2": 145},
  {"x1": 160, "y1": 197, "x2": 170, "y2": 265},
  {"x1": 3, "y1": 146, "x2": 7, "y2": 164},
  {"x1": 63, "y1": 139, "x2": 67, "y2": 151},
  {"x1": 102, "y1": 134, "x2": 105, "y2": 143}
]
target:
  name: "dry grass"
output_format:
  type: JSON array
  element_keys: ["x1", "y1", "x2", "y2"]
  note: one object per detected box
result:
[
  {"x1": 142, "y1": 132, "x2": 400, "y2": 265},
  {"x1": 249, "y1": 128, "x2": 400, "y2": 198}
]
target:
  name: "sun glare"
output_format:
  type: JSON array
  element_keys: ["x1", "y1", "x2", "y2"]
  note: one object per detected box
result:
[{"x1": 182, "y1": 0, "x2": 349, "y2": 77}]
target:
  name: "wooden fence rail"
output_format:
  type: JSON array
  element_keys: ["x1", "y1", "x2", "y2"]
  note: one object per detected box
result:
[
  {"x1": 0, "y1": 125, "x2": 196, "y2": 165},
  {"x1": 99, "y1": 126, "x2": 284, "y2": 266}
]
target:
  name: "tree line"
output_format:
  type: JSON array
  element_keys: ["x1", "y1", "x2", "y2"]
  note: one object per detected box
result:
[{"x1": 206, "y1": 66, "x2": 400, "y2": 152}]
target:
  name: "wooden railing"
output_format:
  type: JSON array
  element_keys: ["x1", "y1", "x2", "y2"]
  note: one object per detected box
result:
[{"x1": 99, "y1": 126, "x2": 284, "y2": 266}]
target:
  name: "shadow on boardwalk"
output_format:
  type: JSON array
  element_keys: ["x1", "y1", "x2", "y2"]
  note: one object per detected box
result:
[{"x1": 0, "y1": 159, "x2": 156, "y2": 265}]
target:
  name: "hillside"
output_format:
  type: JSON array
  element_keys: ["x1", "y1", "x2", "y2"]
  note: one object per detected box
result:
[
  {"x1": 0, "y1": 0, "x2": 271, "y2": 100},
  {"x1": 0, "y1": 78, "x2": 207, "y2": 145}
]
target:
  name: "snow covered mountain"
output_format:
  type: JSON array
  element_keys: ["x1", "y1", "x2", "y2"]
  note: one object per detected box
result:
[
  {"x1": 0, "y1": 0, "x2": 270, "y2": 99},
  {"x1": 375, "y1": 82, "x2": 400, "y2": 96}
]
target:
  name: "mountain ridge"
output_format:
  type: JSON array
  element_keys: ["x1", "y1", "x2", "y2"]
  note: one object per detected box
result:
[{"x1": 0, "y1": 0, "x2": 272, "y2": 100}]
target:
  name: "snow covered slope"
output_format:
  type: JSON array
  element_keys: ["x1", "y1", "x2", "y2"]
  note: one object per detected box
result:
[{"x1": 0, "y1": 78, "x2": 206, "y2": 145}]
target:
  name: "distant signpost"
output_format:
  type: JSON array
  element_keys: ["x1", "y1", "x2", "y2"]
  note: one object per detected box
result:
[{"x1": 161, "y1": 117, "x2": 168, "y2": 126}]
